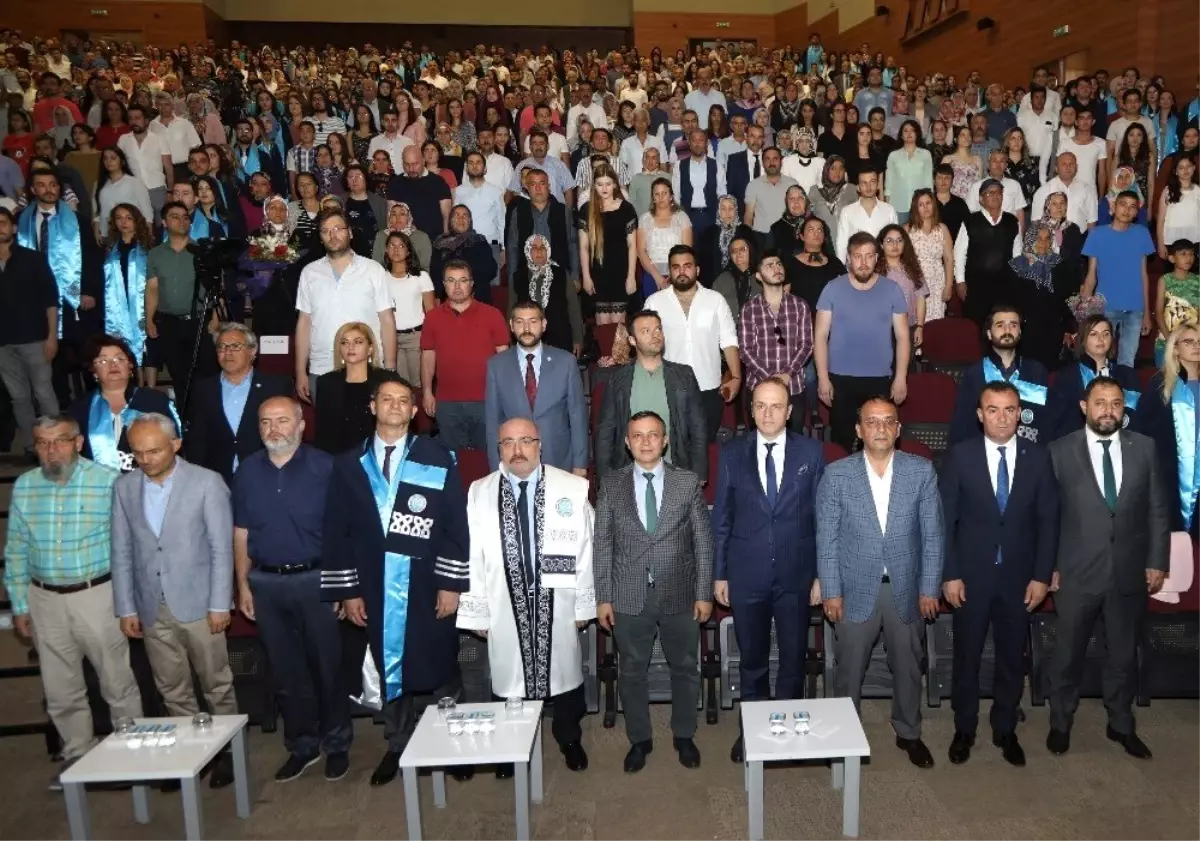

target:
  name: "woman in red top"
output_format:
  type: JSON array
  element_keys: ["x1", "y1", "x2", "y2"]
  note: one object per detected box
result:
[
  {"x1": 3, "y1": 110, "x2": 36, "y2": 178},
  {"x1": 94, "y1": 99, "x2": 132, "y2": 150}
]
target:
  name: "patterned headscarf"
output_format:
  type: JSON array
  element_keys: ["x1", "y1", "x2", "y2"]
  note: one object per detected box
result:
[
  {"x1": 1039, "y1": 190, "x2": 1069, "y2": 252},
  {"x1": 715, "y1": 195, "x2": 741, "y2": 269},
  {"x1": 1009, "y1": 220, "x2": 1062, "y2": 292},
  {"x1": 260, "y1": 195, "x2": 292, "y2": 236},
  {"x1": 523, "y1": 234, "x2": 558, "y2": 307},
  {"x1": 791, "y1": 126, "x2": 817, "y2": 159}
]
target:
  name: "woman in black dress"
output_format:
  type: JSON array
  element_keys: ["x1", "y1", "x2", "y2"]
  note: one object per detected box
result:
[
  {"x1": 1007, "y1": 221, "x2": 1081, "y2": 369},
  {"x1": 578, "y1": 161, "x2": 638, "y2": 324},
  {"x1": 315, "y1": 322, "x2": 401, "y2": 454}
]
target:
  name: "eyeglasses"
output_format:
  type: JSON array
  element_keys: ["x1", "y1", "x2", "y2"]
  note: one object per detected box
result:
[
  {"x1": 319, "y1": 225, "x2": 348, "y2": 237},
  {"x1": 499, "y1": 436, "x2": 540, "y2": 449},
  {"x1": 216, "y1": 342, "x2": 247, "y2": 353},
  {"x1": 882, "y1": 237, "x2": 905, "y2": 246},
  {"x1": 773, "y1": 326, "x2": 786, "y2": 346},
  {"x1": 94, "y1": 356, "x2": 129, "y2": 368},
  {"x1": 861, "y1": 418, "x2": 899, "y2": 430},
  {"x1": 1179, "y1": 338, "x2": 1200, "y2": 348},
  {"x1": 34, "y1": 436, "x2": 78, "y2": 449}
]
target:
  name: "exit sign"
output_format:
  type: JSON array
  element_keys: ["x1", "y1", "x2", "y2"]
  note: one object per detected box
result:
[
  {"x1": 716, "y1": 21, "x2": 731, "y2": 28},
  {"x1": 1052, "y1": 25, "x2": 1070, "y2": 37}
]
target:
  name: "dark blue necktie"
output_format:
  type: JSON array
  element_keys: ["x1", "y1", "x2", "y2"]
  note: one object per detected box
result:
[
  {"x1": 995, "y1": 445, "x2": 1009, "y2": 565},
  {"x1": 517, "y1": 480, "x2": 534, "y2": 583},
  {"x1": 765, "y1": 442, "x2": 778, "y2": 508},
  {"x1": 39, "y1": 212, "x2": 50, "y2": 255}
]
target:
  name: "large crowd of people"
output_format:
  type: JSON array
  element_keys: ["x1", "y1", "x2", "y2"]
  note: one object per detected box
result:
[{"x1": 0, "y1": 28, "x2": 1197, "y2": 802}]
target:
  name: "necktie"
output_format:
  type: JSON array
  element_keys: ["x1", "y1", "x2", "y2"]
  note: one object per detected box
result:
[
  {"x1": 752, "y1": 154, "x2": 761, "y2": 179},
  {"x1": 517, "y1": 480, "x2": 534, "y2": 582},
  {"x1": 39, "y1": 212, "x2": 50, "y2": 255},
  {"x1": 1099, "y1": 440, "x2": 1117, "y2": 511},
  {"x1": 643, "y1": 472, "x2": 658, "y2": 533},
  {"x1": 764, "y1": 442, "x2": 778, "y2": 508},
  {"x1": 525, "y1": 353, "x2": 537, "y2": 410},
  {"x1": 382, "y1": 445, "x2": 396, "y2": 482},
  {"x1": 995, "y1": 445, "x2": 1009, "y2": 565}
]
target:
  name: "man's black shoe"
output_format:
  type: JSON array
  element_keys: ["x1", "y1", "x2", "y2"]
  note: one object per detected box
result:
[
  {"x1": 561, "y1": 741, "x2": 588, "y2": 771},
  {"x1": 730, "y1": 735, "x2": 744, "y2": 764},
  {"x1": 369, "y1": 751, "x2": 401, "y2": 786},
  {"x1": 494, "y1": 763, "x2": 514, "y2": 779},
  {"x1": 450, "y1": 765, "x2": 475, "y2": 781},
  {"x1": 895, "y1": 737, "x2": 934, "y2": 768},
  {"x1": 673, "y1": 737, "x2": 701, "y2": 768},
  {"x1": 623, "y1": 740, "x2": 653, "y2": 773},
  {"x1": 1106, "y1": 726, "x2": 1152, "y2": 759},
  {"x1": 992, "y1": 732, "x2": 1026, "y2": 767},
  {"x1": 275, "y1": 753, "x2": 320, "y2": 783},
  {"x1": 324, "y1": 752, "x2": 350, "y2": 781},
  {"x1": 208, "y1": 752, "x2": 234, "y2": 789},
  {"x1": 1046, "y1": 729, "x2": 1070, "y2": 756},
  {"x1": 947, "y1": 732, "x2": 974, "y2": 764}
]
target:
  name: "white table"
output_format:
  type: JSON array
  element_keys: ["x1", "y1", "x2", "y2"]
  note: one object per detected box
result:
[
  {"x1": 399, "y1": 701, "x2": 544, "y2": 840},
  {"x1": 59, "y1": 714, "x2": 251, "y2": 841},
  {"x1": 740, "y1": 698, "x2": 870, "y2": 839}
]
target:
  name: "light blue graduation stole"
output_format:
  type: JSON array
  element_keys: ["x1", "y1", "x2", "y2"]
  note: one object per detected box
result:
[
  {"x1": 104, "y1": 244, "x2": 148, "y2": 367},
  {"x1": 16, "y1": 202, "x2": 82, "y2": 339},
  {"x1": 1078, "y1": 363, "x2": 1141, "y2": 411},
  {"x1": 88, "y1": 392, "x2": 142, "y2": 472},
  {"x1": 982, "y1": 357, "x2": 1047, "y2": 406},
  {"x1": 1171, "y1": 380, "x2": 1199, "y2": 530},
  {"x1": 235, "y1": 143, "x2": 262, "y2": 182}
]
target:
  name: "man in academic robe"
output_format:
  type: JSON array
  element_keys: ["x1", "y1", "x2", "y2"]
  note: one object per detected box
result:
[
  {"x1": 321, "y1": 378, "x2": 470, "y2": 787},
  {"x1": 458, "y1": 417, "x2": 595, "y2": 776}
]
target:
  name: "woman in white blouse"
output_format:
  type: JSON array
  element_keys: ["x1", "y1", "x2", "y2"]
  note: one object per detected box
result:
[
  {"x1": 636, "y1": 176, "x2": 693, "y2": 296},
  {"x1": 94, "y1": 146, "x2": 153, "y2": 244},
  {"x1": 383, "y1": 230, "x2": 435, "y2": 386}
]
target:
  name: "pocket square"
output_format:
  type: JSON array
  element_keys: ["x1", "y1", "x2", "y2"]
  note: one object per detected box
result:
[{"x1": 797, "y1": 465, "x2": 810, "y2": 476}]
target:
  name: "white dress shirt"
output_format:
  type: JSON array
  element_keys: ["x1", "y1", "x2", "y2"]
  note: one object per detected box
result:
[
  {"x1": 1085, "y1": 427, "x2": 1124, "y2": 498},
  {"x1": 671, "y1": 156, "x2": 727, "y2": 210},
  {"x1": 296, "y1": 255, "x2": 395, "y2": 375},
  {"x1": 620, "y1": 133, "x2": 668, "y2": 178},
  {"x1": 523, "y1": 132, "x2": 569, "y2": 161},
  {"x1": 966, "y1": 177, "x2": 1026, "y2": 216},
  {"x1": 984, "y1": 435, "x2": 1017, "y2": 494},
  {"x1": 757, "y1": 431, "x2": 786, "y2": 496},
  {"x1": 150, "y1": 116, "x2": 202, "y2": 164},
  {"x1": 118, "y1": 131, "x2": 169, "y2": 190},
  {"x1": 835, "y1": 199, "x2": 899, "y2": 262},
  {"x1": 454, "y1": 179, "x2": 506, "y2": 244},
  {"x1": 373, "y1": 433, "x2": 408, "y2": 479},
  {"x1": 367, "y1": 132, "x2": 415, "y2": 173},
  {"x1": 643, "y1": 285, "x2": 739, "y2": 392},
  {"x1": 566, "y1": 102, "x2": 608, "y2": 144},
  {"x1": 484, "y1": 152, "x2": 514, "y2": 192},
  {"x1": 953, "y1": 211, "x2": 1024, "y2": 285},
  {"x1": 1017, "y1": 108, "x2": 1057, "y2": 164},
  {"x1": 864, "y1": 453, "x2": 894, "y2": 575},
  {"x1": 1030, "y1": 177, "x2": 1099, "y2": 229}
]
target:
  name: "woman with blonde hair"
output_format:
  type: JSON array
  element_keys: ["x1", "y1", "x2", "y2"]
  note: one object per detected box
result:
[
  {"x1": 578, "y1": 161, "x2": 638, "y2": 324},
  {"x1": 315, "y1": 321, "x2": 401, "y2": 454}
]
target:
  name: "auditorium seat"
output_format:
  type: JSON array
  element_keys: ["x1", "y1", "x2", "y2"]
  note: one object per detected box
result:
[
  {"x1": 1138, "y1": 537, "x2": 1200, "y2": 705},
  {"x1": 897, "y1": 437, "x2": 936, "y2": 461},
  {"x1": 920, "y1": 318, "x2": 981, "y2": 382},
  {"x1": 822, "y1": 441, "x2": 849, "y2": 463},
  {"x1": 227, "y1": 612, "x2": 278, "y2": 732},
  {"x1": 455, "y1": 448, "x2": 491, "y2": 488},
  {"x1": 897, "y1": 371, "x2": 957, "y2": 455},
  {"x1": 1137, "y1": 366, "x2": 1159, "y2": 390},
  {"x1": 704, "y1": 442, "x2": 719, "y2": 505},
  {"x1": 593, "y1": 323, "x2": 619, "y2": 359}
]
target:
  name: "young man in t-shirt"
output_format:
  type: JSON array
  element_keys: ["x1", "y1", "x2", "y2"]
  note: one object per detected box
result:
[
  {"x1": 1081, "y1": 191, "x2": 1156, "y2": 367},
  {"x1": 1063, "y1": 109, "x2": 1108, "y2": 196}
]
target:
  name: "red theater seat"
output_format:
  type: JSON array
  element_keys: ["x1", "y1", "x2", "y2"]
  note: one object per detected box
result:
[
  {"x1": 822, "y1": 442, "x2": 849, "y2": 463},
  {"x1": 456, "y1": 448, "x2": 492, "y2": 488},
  {"x1": 704, "y1": 442, "x2": 719, "y2": 505},
  {"x1": 897, "y1": 438, "x2": 935, "y2": 461}
]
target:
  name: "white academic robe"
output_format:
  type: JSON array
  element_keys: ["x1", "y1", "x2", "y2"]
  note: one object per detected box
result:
[{"x1": 458, "y1": 465, "x2": 596, "y2": 699}]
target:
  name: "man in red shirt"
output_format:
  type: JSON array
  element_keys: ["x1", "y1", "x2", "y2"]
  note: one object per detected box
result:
[
  {"x1": 31, "y1": 73, "x2": 83, "y2": 134},
  {"x1": 420, "y1": 258, "x2": 510, "y2": 451}
]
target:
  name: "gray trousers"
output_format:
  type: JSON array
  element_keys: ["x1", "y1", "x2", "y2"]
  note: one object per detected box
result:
[
  {"x1": 832, "y1": 581, "x2": 924, "y2": 740},
  {"x1": 0, "y1": 341, "x2": 60, "y2": 450},
  {"x1": 613, "y1": 584, "x2": 700, "y2": 744},
  {"x1": 437, "y1": 400, "x2": 486, "y2": 452}
]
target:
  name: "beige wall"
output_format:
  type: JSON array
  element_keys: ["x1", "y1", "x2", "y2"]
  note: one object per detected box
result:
[
  {"x1": 221, "y1": 0, "x2": 631, "y2": 26},
  {"x1": 633, "y1": 0, "x2": 776, "y2": 13},
  {"x1": 777, "y1": 0, "x2": 876, "y2": 31}
]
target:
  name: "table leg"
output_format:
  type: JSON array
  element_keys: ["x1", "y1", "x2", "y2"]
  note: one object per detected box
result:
[
  {"x1": 180, "y1": 777, "x2": 204, "y2": 841},
  {"x1": 531, "y1": 718, "x2": 544, "y2": 805},
  {"x1": 132, "y1": 784, "x2": 151, "y2": 823},
  {"x1": 231, "y1": 725, "x2": 251, "y2": 819},
  {"x1": 747, "y1": 761, "x2": 764, "y2": 841},
  {"x1": 514, "y1": 761, "x2": 531, "y2": 841},
  {"x1": 403, "y1": 767, "x2": 423, "y2": 841},
  {"x1": 842, "y1": 756, "x2": 861, "y2": 838},
  {"x1": 63, "y1": 782, "x2": 92, "y2": 841},
  {"x1": 831, "y1": 757, "x2": 844, "y2": 790},
  {"x1": 743, "y1": 757, "x2": 749, "y2": 792},
  {"x1": 432, "y1": 770, "x2": 446, "y2": 808}
]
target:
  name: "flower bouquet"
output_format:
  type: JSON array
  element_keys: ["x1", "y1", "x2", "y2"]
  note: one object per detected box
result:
[
  {"x1": 1066, "y1": 292, "x2": 1106, "y2": 324},
  {"x1": 240, "y1": 233, "x2": 300, "y2": 299}
]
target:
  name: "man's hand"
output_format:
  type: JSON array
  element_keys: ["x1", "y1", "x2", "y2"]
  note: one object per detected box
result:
[
  {"x1": 79, "y1": 295, "x2": 96, "y2": 311},
  {"x1": 713, "y1": 580, "x2": 729, "y2": 607},
  {"x1": 1049, "y1": 570, "x2": 1060, "y2": 592},
  {"x1": 1024, "y1": 580, "x2": 1049, "y2": 612},
  {"x1": 575, "y1": 619, "x2": 588, "y2": 629},
  {"x1": 918, "y1": 595, "x2": 940, "y2": 621},
  {"x1": 13, "y1": 614, "x2": 32, "y2": 639},
  {"x1": 597, "y1": 602, "x2": 615, "y2": 631},
  {"x1": 120, "y1": 616, "x2": 143, "y2": 638},
  {"x1": 146, "y1": 318, "x2": 158, "y2": 339},
  {"x1": 942, "y1": 579, "x2": 966, "y2": 608},
  {"x1": 1146, "y1": 568, "x2": 1166, "y2": 594},
  {"x1": 809, "y1": 579, "x2": 822, "y2": 607},
  {"x1": 818, "y1": 376, "x2": 834, "y2": 407},
  {"x1": 343, "y1": 597, "x2": 368, "y2": 626},
  {"x1": 823, "y1": 596, "x2": 844, "y2": 623},
  {"x1": 237, "y1": 587, "x2": 255, "y2": 620},
  {"x1": 422, "y1": 390, "x2": 437, "y2": 418},
  {"x1": 891, "y1": 375, "x2": 908, "y2": 404},
  {"x1": 43, "y1": 336, "x2": 58, "y2": 362},
  {"x1": 572, "y1": 467, "x2": 588, "y2": 477},
  {"x1": 435, "y1": 590, "x2": 460, "y2": 619},
  {"x1": 694, "y1": 600, "x2": 713, "y2": 622},
  {"x1": 296, "y1": 375, "x2": 311, "y2": 404},
  {"x1": 207, "y1": 610, "x2": 231, "y2": 634},
  {"x1": 719, "y1": 377, "x2": 741, "y2": 402}
]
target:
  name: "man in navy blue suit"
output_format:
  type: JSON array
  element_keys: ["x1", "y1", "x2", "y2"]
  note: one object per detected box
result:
[
  {"x1": 712, "y1": 377, "x2": 825, "y2": 763},
  {"x1": 939, "y1": 381, "x2": 1060, "y2": 767}
]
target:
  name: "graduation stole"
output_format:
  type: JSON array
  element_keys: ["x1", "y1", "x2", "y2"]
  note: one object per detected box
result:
[
  {"x1": 1171, "y1": 379, "x2": 1199, "y2": 530},
  {"x1": 88, "y1": 391, "x2": 142, "y2": 473},
  {"x1": 104, "y1": 244, "x2": 148, "y2": 367},
  {"x1": 983, "y1": 356, "x2": 1048, "y2": 442},
  {"x1": 17, "y1": 202, "x2": 82, "y2": 339},
  {"x1": 498, "y1": 473, "x2": 553, "y2": 700},
  {"x1": 1078, "y1": 363, "x2": 1142, "y2": 412},
  {"x1": 235, "y1": 143, "x2": 262, "y2": 182}
]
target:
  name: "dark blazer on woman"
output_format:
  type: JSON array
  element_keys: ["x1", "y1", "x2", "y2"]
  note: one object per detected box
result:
[
  {"x1": 314, "y1": 366, "x2": 401, "y2": 455},
  {"x1": 70, "y1": 385, "x2": 177, "y2": 471},
  {"x1": 1051, "y1": 359, "x2": 1141, "y2": 440}
]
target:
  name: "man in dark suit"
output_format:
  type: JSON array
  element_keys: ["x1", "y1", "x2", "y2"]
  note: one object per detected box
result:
[
  {"x1": 484, "y1": 301, "x2": 588, "y2": 475},
  {"x1": 723, "y1": 124, "x2": 767, "y2": 214},
  {"x1": 595, "y1": 309, "x2": 708, "y2": 481},
  {"x1": 594, "y1": 410, "x2": 714, "y2": 773},
  {"x1": 712, "y1": 378, "x2": 825, "y2": 763},
  {"x1": 940, "y1": 381, "x2": 1060, "y2": 767},
  {"x1": 1046, "y1": 375, "x2": 1170, "y2": 759},
  {"x1": 186, "y1": 323, "x2": 293, "y2": 484}
]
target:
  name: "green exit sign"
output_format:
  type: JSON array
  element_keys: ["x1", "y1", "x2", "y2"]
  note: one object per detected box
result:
[
  {"x1": 1052, "y1": 25, "x2": 1070, "y2": 37},
  {"x1": 716, "y1": 21, "x2": 731, "y2": 28}
]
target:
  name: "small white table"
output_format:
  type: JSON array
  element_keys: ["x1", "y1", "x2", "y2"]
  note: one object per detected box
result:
[
  {"x1": 399, "y1": 701, "x2": 544, "y2": 841},
  {"x1": 59, "y1": 714, "x2": 251, "y2": 841},
  {"x1": 740, "y1": 698, "x2": 870, "y2": 839}
]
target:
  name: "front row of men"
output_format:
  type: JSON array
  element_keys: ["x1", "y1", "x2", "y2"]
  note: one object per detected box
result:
[{"x1": 7, "y1": 372, "x2": 1168, "y2": 792}]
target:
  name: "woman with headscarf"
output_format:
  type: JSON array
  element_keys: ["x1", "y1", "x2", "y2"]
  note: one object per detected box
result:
[
  {"x1": 697, "y1": 194, "x2": 755, "y2": 289},
  {"x1": 771, "y1": 81, "x2": 804, "y2": 133},
  {"x1": 712, "y1": 234, "x2": 762, "y2": 321},
  {"x1": 373, "y1": 202, "x2": 433, "y2": 272},
  {"x1": 1038, "y1": 190, "x2": 1085, "y2": 264},
  {"x1": 511, "y1": 234, "x2": 584, "y2": 353},
  {"x1": 1007, "y1": 220, "x2": 1081, "y2": 369},
  {"x1": 1099, "y1": 164, "x2": 1147, "y2": 225},
  {"x1": 807, "y1": 154, "x2": 855, "y2": 234},
  {"x1": 782, "y1": 127, "x2": 825, "y2": 192},
  {"x1": 430, "y1": 204, "x2": 496, "y2": 306},
  {"x1": 770, "y1": 185, "x2": 834, "y2": 261}
]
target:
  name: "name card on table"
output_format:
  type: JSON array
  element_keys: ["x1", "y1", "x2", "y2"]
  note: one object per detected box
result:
[{"x1": 259, "y1": 336, "x2": 289, "y2": 355}]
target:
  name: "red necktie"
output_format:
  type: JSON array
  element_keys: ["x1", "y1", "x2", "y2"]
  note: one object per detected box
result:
[{"x1": 525, "y1": 353, "x2": 537, "y2": 410}]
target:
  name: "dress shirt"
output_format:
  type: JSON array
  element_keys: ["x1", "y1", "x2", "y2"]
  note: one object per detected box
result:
[
  {"x1": 865, "y1": 452, "x2": 894, "y2": 574},
  {"x1": 644, "y1": 285, "x2": 739, "y2": 392},
  {"x1": 505, "y1": 464, "x2": 541, "y2": 569},
  {"x1": 566, "y1": 102, "x2": 609, "y2": 144},
  {"x1": 519, "y1": 342, "x2": 545, "y2": 385},
  {"x1": 984, "y1": 435, "x2": 1017, "y2": 495},
  {"x1": 1030, "y1": 177, "x2": 1099, "y2": 229},
  {"x1": 757, "y1": 431, "x2": 786, "y2": 496},
  {"x1": 220, "y1": 372, "x2": 253, "y2": 471},
  {"x1": 373, "y1": 433, "x2": 408, "y2": 480},
  {"x1": 671, "y1": 156, "x2": 728, "y2": 210},
  {"x1": 835, "y1": 199, "x2": 899, "y2": 261},
  {"x1": 142, "y1": 468, "x2": 176, "y2": 538},
  {"x1": 367, "y1": 132, "x2": 415, "y2": 172},
  {"x1": 454, "y1": 179, "x2": 506, "y2": 243},
  {"x1": 150, "y1": 116, "x2": 202, "y2": 164},
  {"x1": 952, "y1": 212, "x2": 1024, "y2": 284},
  {"x1": 484, "y1": 153, "x2": 514, "y2": 191},
  {"x1": 619, "y1": 132, "x2": 668, "y2": 178},
  {"x1": 633, "y1": 459, "x2": 665, "y2": 529},
  {"x1": 523, "y1": 132, "x2": 570, "y2": 161},
  {"x1": 684, "y1": 88, "x2": 728, "y2": 129},
  {"x1": 1017, "y1": 108, "x2": 1057, "y2": 164},
  {"x1": 118, "y1": 131, "x2": 169, "y2": 190},
  {"x1": 715, "y1": 135, "x2": 748, "y2": 171},
  {"x1": 1018, "y1": 89, "x2": 1062, "y2": 118},
  {"x1": 966, "y1": 177, "x2": 1025, "y2": 215},
  {"x1": 1085, "y1": 427, "x2": 1124, "y2": 497}
]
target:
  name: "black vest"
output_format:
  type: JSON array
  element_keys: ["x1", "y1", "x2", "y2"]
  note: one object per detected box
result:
[
  {"x1": 963, "y1": 210, "x2": 1020, "y2": 320},
  {"x1": 679, "y1": 157, "x2": 719, "y2": 211},
  {"x1": 509, "y1": 197, "x2": 570, "y2": 280}
]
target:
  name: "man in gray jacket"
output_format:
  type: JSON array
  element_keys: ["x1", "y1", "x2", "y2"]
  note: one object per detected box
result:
[{"x1": 111, "y1": 413, "x2": 238, "y2": 789}]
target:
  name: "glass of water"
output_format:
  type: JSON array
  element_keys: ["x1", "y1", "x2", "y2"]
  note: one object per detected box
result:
[
  {"x1": 504, "y1": 697, "x2": 524, "y2": 713},
  {"x1": 436, "y1": 697, "x2": 457, "y2": 720}
]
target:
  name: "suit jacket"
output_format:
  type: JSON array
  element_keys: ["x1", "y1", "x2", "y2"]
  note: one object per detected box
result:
[
  {"x1": 712, "y1": 431, "x2": 825, "y2": 594},
  {"x1": 1048, "y1": 429, "x2": 1170, "y2": 595},
  {"x1": 594, "y1": 462, "x2": 714, "y2": 616},
  {"x1": 816, "y1": 450, "x2": 945, "y2": 624},
  {"x1": 111, "y1": 459, "x2": 234, "y2": 625},
  {"x1": 484, "y1": 345, "x2": 588, "y2": 472},
  {"x1": 724, "y1": 148, "x2": 757, "y2": 213},
  {"x1": 595, "y1": 360, "x2": 709, "y2": 480},
  {"x1": 940, "y1": 436, "x2": 1060, "y2": 598},
  {"x1": 185, "y1": 370, "x2": 293, "y2": 483}
]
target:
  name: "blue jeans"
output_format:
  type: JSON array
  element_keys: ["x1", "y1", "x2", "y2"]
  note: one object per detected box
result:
[{"x1": 1105, "y1": 309, "x2": 1143, "y2": 368}]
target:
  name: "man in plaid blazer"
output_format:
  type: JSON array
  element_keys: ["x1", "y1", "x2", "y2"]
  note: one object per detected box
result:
[
  {"x1": 594, "y1": 410, "x2": 714, "y2": 774},
  {"x1": 817, "y1": 395, "x2": 945, "y2": 769}
]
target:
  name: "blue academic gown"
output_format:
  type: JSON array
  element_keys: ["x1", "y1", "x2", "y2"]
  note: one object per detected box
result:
[{"x1": 950, "y1": 353, "x2": 1054, "y2": 446}]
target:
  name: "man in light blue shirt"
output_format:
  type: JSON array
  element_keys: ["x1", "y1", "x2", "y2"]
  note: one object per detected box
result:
[
  {"x1": 220, "y1": 373, "x2": 252, "y2": 471},
  {"x1": 456, "y1": 151, "x2": 507, "y2": 285},
  {"x1": 142, "y1": 466, "x2": 175, "y2": 538},
  {"x1": 853, "y1": 67, "x2": 894, "y2": 119},
  {"x1": 684, "y1": 68, "x2": 727, "y2": 131}
]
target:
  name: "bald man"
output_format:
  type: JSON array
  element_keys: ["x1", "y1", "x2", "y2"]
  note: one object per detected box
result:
[{"x1": 385, "y1": 144, "x2": 452, "y2": 238}]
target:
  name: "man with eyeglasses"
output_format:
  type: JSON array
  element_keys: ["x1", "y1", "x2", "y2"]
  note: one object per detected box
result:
[
  {"x1": 817, "y1": 394, "x2": 944, "y2": 769},
  {"x1": 458, "y1": 417, "x2": 595, "y2": 777}
]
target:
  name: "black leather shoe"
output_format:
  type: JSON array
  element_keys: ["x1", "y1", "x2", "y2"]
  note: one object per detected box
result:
[
  {"x1": 1046, "y1": 729, "x2": 1070, "y2": 756},
  {"x1": 324, "y1": 752, "x2": 350, "y2": 781},
  {"x1": 369, "y1": 751, "x2": 401, "y2": 786},
  {"x1": 1106, "y1": 726, "x2": 1152, "y2": 759},
  {"x1": 494, "y1": 763, "x2": 514, "y2": 779},
  {"x1": 208, "y1": 752, "x2": 234, "y2": 790},
  {"x1": 276, "y1": 753, "x2": 320, "y2": 783},
  {"x1": 450, "y1": 766, "x2": 475, "y2": 781},
  {"x1": 992, "y1": 732, "x2": 1026, "y2": 767},
  {"x1": 623, "y1": 740, "x2": 653, "y2": 773},
  {"x1": 947, "y1": 731, "x2": 974, "y2": 765},
  {"x1": 673, "y1": 737, "x2": 701, "y2": 769},
  {"x1": 895, "y1": 737, "x2": 934, "y2": 768},
  {"x1": 561, "y1": 741, "x2": 588, "y2": 771},
  {"x1": 730, "y1": 735, "x2": 744, "y2": 764}
]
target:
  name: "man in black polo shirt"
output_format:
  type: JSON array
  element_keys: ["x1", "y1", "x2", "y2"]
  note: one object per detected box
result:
[
  {"x1": 0, "y1": 207, "x2": 60, "y2": 459},
  {"x1": 386, "y1": 145, "x2": 451, "y2": 240},
  {"x1": 232, "y1": 395, "x2": 351, "y2": 783}
]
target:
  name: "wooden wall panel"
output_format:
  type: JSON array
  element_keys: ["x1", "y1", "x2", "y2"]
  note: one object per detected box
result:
[
  {"x1": 8, "y1": 0, "x2": 215, "y2": 45},
  {"x1": 634, "y1": 12, "x2": 778, "y2": 54},
  {"x1": 775, "y1": 3, "x2": 817, "y2": 51}
]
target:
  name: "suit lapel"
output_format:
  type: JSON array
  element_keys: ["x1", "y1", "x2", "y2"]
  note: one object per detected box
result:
[
  {"x1": 855, "y1": 454, "x2": 886, "y2": 538},
  {"x1": 236, "y1": 373, "x2": 262, "y2": 440},
  {"x1": 776, "y1": 434, "x2": 803, "y2": 504},
  {"x1": 1076, "y1": 431, "x2": 1109, "y2": 508},
  {"x1": 1116, "y1": 432, "x2": 1136, "y2": 508},
  {"x1": 883, "y1": 455, "x2": 904, "y2": 538},
  {"x1": 156, "y1": 461, "x2": 188, "y2": 542}
]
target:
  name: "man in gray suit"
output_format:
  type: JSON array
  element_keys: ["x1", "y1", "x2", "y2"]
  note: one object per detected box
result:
[
  {"x1": 594, "y1": 411, "x2": 714, "y2": 773},
  {"x1": 112, "y1": 413, "x2": 238, "y2": 789},
  {"x1": 484, "y1": 300, "x2": 588, "y2": 474},
  {"x1": 1046, "y1": 376, "x2": 1169, "y2": 760},
  {"x1": 817, "y1": 395, "x2": 944, "y2": 769}
]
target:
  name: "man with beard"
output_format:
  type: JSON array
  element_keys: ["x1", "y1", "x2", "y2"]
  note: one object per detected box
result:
[
  {"x1": 1045, "y1": 376, "x2": 1169, "y2": 760},
  {"x1": 505, "y1": 168, "x2": 579, "y2": 288},
  {"x1": 950, "y1": 306, "x2": 1054, "y2": 446},
  {"x1": 455, "y1": 151, "x2": 506, "y2": 285},
  {"x1": 743, "y1": 147, "x2": 798, "y2": 247},
  {"x1": 118, "y1": 104, "x2": 173, "y2": 222},
  {"x1": 387, "y1": 145, "x2": 452, "y2": 240},
  {"x1": 232, "y1": 396, "x2": 351, "y2": 782},
  {"x1": 672, "y1": 129, "x2": 725, "y2": 235},
  {"x1": 303, "y1": 91, "x2": 347, "y2": 147},
  {"x1": 477, "y1": 127, "x2": 514, "y2": 192},
  {"x1": 5, "y1": 414, "x2": 143, "y2": 789},
  {"x1": 484, "y1": 301, "x2": 587, "y2": 473},
  {"x1": 458, "y1": 417, "x2": 594, "y2": 776}
]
